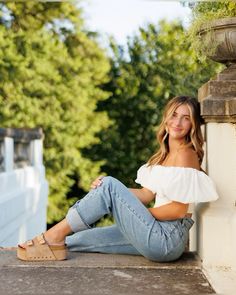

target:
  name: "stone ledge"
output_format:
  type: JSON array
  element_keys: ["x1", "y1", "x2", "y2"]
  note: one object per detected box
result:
[
  {"x1": 199, "y1": 80, "x2": 236, "y2": 99},
  {"x1": 0, "y1": 250, "x2": 200, "y2": 269},
  {"x1": 0, "y1": 127, "x2": 43, "y2": 142},
  {"x1": 0, "y1": 250, "x2": 215, "y2": 295}
]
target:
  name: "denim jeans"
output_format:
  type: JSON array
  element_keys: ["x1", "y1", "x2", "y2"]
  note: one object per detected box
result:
[{"x1": 65, "y1": 176, "x2": 194, "y2": 262}]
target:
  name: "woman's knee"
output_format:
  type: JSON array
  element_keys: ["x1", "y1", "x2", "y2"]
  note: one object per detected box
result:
[
  {"x1": 102, "y1": 176, "x2": 120, "y2": 187},
  {"x1": 104, "y1": 176, "x2": 128, "y2": 192}
]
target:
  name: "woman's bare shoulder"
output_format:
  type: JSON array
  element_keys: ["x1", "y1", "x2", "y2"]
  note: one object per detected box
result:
[{"x1": 175, "y1": 147, "x2": 200, "y2": 170}]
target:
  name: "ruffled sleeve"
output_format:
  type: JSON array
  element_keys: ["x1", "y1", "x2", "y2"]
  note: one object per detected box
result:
[
  {"x1": 135, "y1": 164, "x2": 159, "y2": 194},
  {"x1": 135, "y1": 164, "x2": 219, "y2": 204}
]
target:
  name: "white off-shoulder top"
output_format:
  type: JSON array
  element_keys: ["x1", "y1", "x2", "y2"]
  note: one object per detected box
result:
[{"x1": 135, "y1": 164, "x2": 219, "y2": 212}]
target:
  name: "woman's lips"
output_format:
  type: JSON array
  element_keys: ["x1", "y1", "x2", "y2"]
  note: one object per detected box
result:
[{"x1": 171, "y1": 127, "x2": 182, "y2": 132}]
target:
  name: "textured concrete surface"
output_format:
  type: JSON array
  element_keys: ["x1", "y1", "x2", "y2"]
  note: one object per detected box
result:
[{"x1": 0, "y1": 250, "x2": 216, "y2": 295}]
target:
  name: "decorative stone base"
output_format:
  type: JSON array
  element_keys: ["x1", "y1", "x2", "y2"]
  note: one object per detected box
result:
[{"x1": 198, "y1": 64, "x2": 236, "y2": 123}]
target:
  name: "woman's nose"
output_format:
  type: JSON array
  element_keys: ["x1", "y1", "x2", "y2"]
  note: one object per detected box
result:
[{"x1": 174, "y1": 117, "x2": 182, "y2": 126}]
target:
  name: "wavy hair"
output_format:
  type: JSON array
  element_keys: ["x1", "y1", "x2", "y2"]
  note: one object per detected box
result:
[{"x1": 148, "y1": 96, "x2": 204, "y2": 166}]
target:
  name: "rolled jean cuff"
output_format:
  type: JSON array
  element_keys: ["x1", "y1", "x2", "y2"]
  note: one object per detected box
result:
[{"x1": 66, "y1": 207, "x2": 89, "y2": 233}]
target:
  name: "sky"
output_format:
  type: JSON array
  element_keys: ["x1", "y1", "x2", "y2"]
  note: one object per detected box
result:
[{"x1": 79, "y1": 0, "x2": 192, "y2": 45}]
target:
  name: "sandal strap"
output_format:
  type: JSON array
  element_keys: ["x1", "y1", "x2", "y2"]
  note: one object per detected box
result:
[
  {"x1": 27, "y1": 240, "x2": 33, "y2": 246},
  {"x1": 37, "y1": 234, "x2": 46, "y2": 245}
]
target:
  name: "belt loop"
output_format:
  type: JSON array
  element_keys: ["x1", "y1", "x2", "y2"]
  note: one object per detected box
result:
[{"x1": 182, "y1": 217, "x2": 194, "y2": 230}]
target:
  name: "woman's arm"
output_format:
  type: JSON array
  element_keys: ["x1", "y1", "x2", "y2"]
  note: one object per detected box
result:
[
  {"x1": 129, "y1": 187, "x2": 155, "y2": 205},
  {"x1": 148, "y1": 201, "x2": 189, "y2": 221}
]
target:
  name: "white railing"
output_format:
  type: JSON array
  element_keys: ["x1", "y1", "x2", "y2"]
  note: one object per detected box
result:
[{"x1": 0, "y1": 128, "x2": 48, "y2": 247}]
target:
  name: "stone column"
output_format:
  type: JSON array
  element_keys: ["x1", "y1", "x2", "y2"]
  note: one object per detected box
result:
[
  {"x1": 30, "y1": 139, "x2": 43, "y2": 167},
  {"x1": 4, "y1": 137, "x2": 14, "y2": 172},
  {"x1": 197, "y1": 65, "x2": 236, "y2": 270}
]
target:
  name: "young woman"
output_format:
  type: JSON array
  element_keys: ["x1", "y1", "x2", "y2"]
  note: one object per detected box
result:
[{"x1": 17, "y1": 96, "x2": 219, "y2": 262}]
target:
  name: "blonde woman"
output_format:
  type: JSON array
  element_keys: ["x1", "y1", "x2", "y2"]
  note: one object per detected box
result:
[{"x1": 17, "y1": 96, "x2": 219, "y2": 262}]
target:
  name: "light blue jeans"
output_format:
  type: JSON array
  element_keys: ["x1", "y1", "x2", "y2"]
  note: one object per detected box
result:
[{"x1": 65, "y1": 176, "x2": 194, "y2": 262}]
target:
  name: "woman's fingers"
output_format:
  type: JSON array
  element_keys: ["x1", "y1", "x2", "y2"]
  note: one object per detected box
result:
[
  {"x1": 91, "y1": 180, "x2": 102, "y2": 189},
  {"x1": 90, "y1": 176, "x2": 104, "y2": 189},
  {"x1": 91, "y1": 181, "x2": 101, "y2": 189}
]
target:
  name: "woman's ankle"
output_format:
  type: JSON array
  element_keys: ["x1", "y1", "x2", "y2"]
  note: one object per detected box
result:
[{"x1": 44, "y1": 219, "x2": 72, "y2": 245}]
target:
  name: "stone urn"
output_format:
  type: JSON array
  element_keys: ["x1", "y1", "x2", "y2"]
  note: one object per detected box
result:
[
  {"x1": 199, "y1": 17, "x2": 236, "y2": 79},
  {"x1": 198, "y1": 17, "x2": 236, "y2": 122}
]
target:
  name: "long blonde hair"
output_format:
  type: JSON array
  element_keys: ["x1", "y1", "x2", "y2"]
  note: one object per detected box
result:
[{"x1": 148, "y1": 96, "x2": 204, "y2": 166}]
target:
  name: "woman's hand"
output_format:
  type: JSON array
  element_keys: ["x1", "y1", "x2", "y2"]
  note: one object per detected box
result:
[{"x1": 90, "y1": 176, "x2": 104, "y2": 189}]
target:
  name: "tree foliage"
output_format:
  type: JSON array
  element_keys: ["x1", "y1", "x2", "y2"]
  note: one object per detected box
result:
[
  {"x1": 86, "y1": 20, "x2": 221, "y2": 187},
  {"x1": 0, "y1": 1, "x2": 111, "y2": 223},
  {"x1": 0, "y1": 2, "x2": 221, "y2": 226}
]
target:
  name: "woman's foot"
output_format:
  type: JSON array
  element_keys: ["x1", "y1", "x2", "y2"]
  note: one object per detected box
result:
[
  {"x1": 19, "y1": 219, "x2": 72, "y2": 248},
  {"x1": 17, "y1": 233, "x2": 67, "y2": 261},
  {"x1": 17, "y1": 219, "x2": 72, "y2": 261}
]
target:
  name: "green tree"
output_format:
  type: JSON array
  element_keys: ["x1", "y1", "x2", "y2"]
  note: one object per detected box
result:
[
  {"x1": 0, "y1": 1, "x2": 111, "y2": 223},
  {"x1": 1, "y1": 1, "x2": 82, "y2": 31},
  {"x1": 86, "y1": 20, "x2": 221, "y2": 187}
]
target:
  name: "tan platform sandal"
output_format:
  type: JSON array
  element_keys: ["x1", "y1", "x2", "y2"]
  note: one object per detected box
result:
[{"x1": 17, "y1": 233, "x2": 67, "y2": 261}]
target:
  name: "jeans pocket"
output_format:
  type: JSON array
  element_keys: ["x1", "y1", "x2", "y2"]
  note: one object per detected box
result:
[
  {"x1": 160, "y1": 220, "x2": 181, "y2": 237},
  {"x1": 165, "y1": 228, "x2": 186, "y2": 260}
]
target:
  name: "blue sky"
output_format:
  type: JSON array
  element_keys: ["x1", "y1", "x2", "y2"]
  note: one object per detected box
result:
[{"x1": 79, "y1": 0, "x2": 192, "y2": 45}]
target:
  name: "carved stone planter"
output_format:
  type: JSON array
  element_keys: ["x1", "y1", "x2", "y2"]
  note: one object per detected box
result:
[
  {"x1": 198, "y1": 17, "x2": 236, "y2": 123},
  {"x1": 199, "y1": 17, "x2": 236, "y2": 65}
]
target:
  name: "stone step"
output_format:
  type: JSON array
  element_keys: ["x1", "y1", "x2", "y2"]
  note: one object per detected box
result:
[{"x1": 0, "y1": 250, "x2": 215, "y2": 295}]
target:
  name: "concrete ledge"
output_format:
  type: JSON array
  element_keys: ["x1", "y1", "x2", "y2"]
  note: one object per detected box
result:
[
  {"x1": 0, "y1": 250, "x2": 216, "y2": 295},
  {"x1": 0, "y1": 250, "x2": 200, "y2": 269}
]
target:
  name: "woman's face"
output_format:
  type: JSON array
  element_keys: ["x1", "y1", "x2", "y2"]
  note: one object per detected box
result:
[{"x1": 166, "y1": 104, "x2": 192, "y2": 141}]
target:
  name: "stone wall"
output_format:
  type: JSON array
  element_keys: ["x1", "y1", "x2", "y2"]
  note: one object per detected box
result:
[{"x1": 197, "y1": 66, "x2": 236, "y2": 270}]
